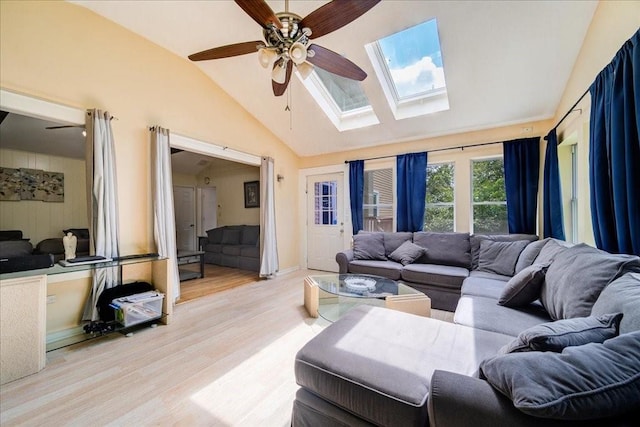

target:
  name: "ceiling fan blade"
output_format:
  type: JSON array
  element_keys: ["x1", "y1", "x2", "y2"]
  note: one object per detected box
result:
[
  {"x1": 272, "y1": 60, "x2": 293, "y2": 97},
  {"x1": 45, "y1": 125, "x2": 82, "y2": 130},
  {"x1": 306, "y1": 44, "x2": 367, "y2": 81},
  {"x1": 300, "y1": 0, "x2": 380, "y2": 39},
  {"x1": 188, "y1": 41, "x2": 262, "y2": 61},
  {"x1": 234, "y1": 0, "x2": 282, "y2": 29}
]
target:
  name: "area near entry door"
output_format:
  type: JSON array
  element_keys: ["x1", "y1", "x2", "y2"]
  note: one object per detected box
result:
[
  {"x1": 173, "y1": 186, "x2": 196, "y2": 251},
  {"x1": 307, "y1": 173, "x2": 345, "y2": 272}
]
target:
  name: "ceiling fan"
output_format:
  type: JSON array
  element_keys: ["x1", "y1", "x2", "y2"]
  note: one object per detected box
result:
[
  {"x1": 45, "y1": 124, "x2": 86, "y2": 136},
  {"x1": 188, "y1": 0, "x2": 380, "y2": 96}
]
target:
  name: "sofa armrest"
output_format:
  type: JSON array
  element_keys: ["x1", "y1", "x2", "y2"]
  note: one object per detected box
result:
[
  {"x1": 428, "y1": 370, "x2": 549, "y2": 427},
  {"x1": 198, "y1": 236, "x2": 209, "y2": 250},
  {"x1": 335, "y1": 249, "x2": 354, "y2": 274}
]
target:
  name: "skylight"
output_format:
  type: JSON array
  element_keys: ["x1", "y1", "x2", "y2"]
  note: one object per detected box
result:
[
  {"x1": 298, "y1": 68, "x2": 379, "y2": 132},
  {"x1": 366, "y1": 18, "x2": 449, "y2": 120}
]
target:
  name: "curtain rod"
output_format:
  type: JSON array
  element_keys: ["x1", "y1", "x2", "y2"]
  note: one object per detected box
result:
[
  {"x1": 544, "y1": 86, "x2": 590, "y2": 140},
  {"x1": 344, "y1": 141, "x2": 502, "y2": 163}
]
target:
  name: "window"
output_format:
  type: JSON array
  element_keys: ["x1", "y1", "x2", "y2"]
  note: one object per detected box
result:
[
  {"x1": 314, "y1": 181, "x2": 338, "y2": 225},
  {"x1": 298, "y1": 69, "x2": 379, "y2": 131},
  {"x1": 424, "y1": 163, "x2": 455, "y2": 232},
  {"x1": 363, "y1": 168, "x2": 393, "y2": 232},
  {"x1": 365, "y1": 18, "x2": 449, "y2": 120},
  {"x1": 472, "y1": 158, "x2": 507, "y2": 233}
]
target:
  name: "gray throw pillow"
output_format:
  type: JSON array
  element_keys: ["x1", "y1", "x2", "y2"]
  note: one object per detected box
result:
[
  {"x1": 412, "y1": 231, "x2": 471, "y2": 268},
  {"x1": 515, "y1": 239, "x2": 548, "y2": 273},
  {"x1": 388, "y1": 241, "x2": 426, "y2": 266},
  {"x1": 480, "y1": 331, "x2": 640, "y2": 420},
  {"x1": 498, "y1": 262, "x2": 550, "y2": 307},
  {"x1": 498, "y1": 313, "x2": 623, "y2": 354},
  {"x1": 353, "y1": 233, "x2": 386, "y2": 261},
  {"x1": 541, "y1": 243, "x2": 640, "y2": 320},
  {"x1": 592, "y1": 273, "x2": 640, "y2": 334},
  {"x1": 477, "y1": 240, "x2": 529, "y2": 276},
  {"x1": 470, "y1": 233, "x2": 538, "y2": 270}
]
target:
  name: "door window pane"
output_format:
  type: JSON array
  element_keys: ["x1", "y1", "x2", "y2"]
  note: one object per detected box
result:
[
  {"x1": 363, "y1": 168, "x2": 394, "y2": 231},
  {"x1": 472, "y1": 158, "x2": 508, "y2": 233},
  {"x1": 314, "y1": 181, "x2": 338, "y2": 225},
  {"x1": 424, "y1": 163, "x2": 454, "y2": 231}
]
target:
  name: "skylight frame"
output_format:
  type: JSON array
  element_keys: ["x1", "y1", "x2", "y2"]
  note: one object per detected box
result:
[
  {"x1": 297, "y1": 70, "x2": 379, "y2": 132},
  {"x1": 366, "y1": 18, "x2": 450, "y2": 121}
]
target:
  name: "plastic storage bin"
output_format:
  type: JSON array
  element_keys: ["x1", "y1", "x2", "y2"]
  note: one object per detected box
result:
[{"x1": 111, "y1": 291, "x2": 164, "y2": 327}]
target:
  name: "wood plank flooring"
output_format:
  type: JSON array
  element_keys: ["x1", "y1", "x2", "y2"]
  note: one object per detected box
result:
[
  {"x1": 177, "y1": 264, "x2": 259, "y2": 304},
  {"x1": 0, "y1": 269, "x2": 454, "y2": 426}
]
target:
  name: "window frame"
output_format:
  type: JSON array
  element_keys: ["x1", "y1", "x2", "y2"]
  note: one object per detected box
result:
[{"x1": 470, "y1": 156, "x2": 508, "y2": 234}]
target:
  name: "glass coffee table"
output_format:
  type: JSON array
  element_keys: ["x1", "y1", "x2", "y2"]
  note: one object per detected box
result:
[{"x1": 304, "y1": 273, "x2": 430, "y2": 322}]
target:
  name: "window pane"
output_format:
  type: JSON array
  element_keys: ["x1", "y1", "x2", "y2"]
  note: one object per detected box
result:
[
  {"x1": 314, "y1": 181, "x2": 337, "y2": 225},
  {"x1": 472, "y1": 159, "x2": 505, "y2": 203},
  {"x1": 315, "y1": 68, "x2": 370, "y2": 112},
  {"x1": 363, "y1": 168, "x2": 394, "y2": 232},
  {"x1": 473, "y1": 205, "x2": 508, "y2": 234},
  {"x1": 424, "y1": 206, "x2": 454, "y2": 232}
]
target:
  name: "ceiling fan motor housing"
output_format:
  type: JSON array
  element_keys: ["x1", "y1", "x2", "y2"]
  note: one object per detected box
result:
[{"x1": 263, "y1": 12, "x2": 310, "y2": 65}]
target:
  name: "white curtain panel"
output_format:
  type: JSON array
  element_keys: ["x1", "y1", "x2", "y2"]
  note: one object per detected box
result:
[
  {"x1": 83, "y1": 109, "x2": 120, "y2": 321},
  {"x1": 260, "y1": 156, "x2": 279, "y2": 278},
  {"x1": 150, "y1": 126, "x2": 181, "y2": 301}
]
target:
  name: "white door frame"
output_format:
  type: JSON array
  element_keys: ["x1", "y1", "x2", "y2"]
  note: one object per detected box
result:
[{"x1": 299, "y1": 163, "x2": 352, "y2": 270}]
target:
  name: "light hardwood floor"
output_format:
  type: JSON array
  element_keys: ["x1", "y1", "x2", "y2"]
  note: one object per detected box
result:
[
  {"x1": 0, "y1": 269, "x2": 453, "y2": 426},
  {"x1": 177, "y1": 264, "x2": 259, "y2": 304}
]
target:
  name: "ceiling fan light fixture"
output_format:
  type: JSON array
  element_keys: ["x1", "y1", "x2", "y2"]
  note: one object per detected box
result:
[
  {"x1": 258, "y1": 47, "x2": 278, "y2": 69},
  {"x1": 272, "y1": 61, "x2": 288, "y2": 84},
  {"x1": 296, "y1": 61, "x2": 314, "y2": 80},
  {"x1": 289, "y1": 41, "x2": 307, "y2": 65}
]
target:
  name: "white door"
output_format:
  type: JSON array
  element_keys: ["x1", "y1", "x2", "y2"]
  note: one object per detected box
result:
[
  {"x1": 307, "y1": 173, "x2": 345, "y2": 272},
  {"x1": 198, "y1": 187, "x2": 217, "y2": 235},
  {"x1": 173, "y1": 186, "x2": 196, "y2": 251}
]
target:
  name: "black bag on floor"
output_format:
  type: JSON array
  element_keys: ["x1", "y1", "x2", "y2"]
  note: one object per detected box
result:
[{"x1": 96, "y1": 281, "x2": 154, "y2": 321}]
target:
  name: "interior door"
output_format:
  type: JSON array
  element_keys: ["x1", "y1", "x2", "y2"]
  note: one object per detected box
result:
[
  {"x1": 198, "y1": 187, "x2": 217, "y2": 235},
  {"x1": 307, "y1": 173, "x2": 345, "y2": 272},
  {"x1": 173, "y1": 186, "x2": 196, "y2": 251}
]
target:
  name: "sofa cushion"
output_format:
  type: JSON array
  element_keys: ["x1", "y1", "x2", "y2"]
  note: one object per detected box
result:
[
  {"x1": 480, "y1": 331, "x2": 640, "y2": 420},
  {"x1": 240, "y1": 245, "x2": 259, "y2": 258},
  {"x1": 382, "y1": 232, "x2": 413, "y2": 257},
  {"x1": 591, "y1": 273, "x2": 640, "y2": 334},
  {"x1": 63, "y1": 228, "x2": 90, "y2": 239},
  {"x1": 221, "y1": 228, "x2": 241, "y2": 245},
  {"x1": 454, "y1": 295, "x2": 552, "y2": 337},
  {"x1": 541, "y1": 243, "x2": 640, "y2": 320},
  {"x1": 401, "y1": 264, "x2": 468, "y2": 289},
  {"x1": 0, "y1": 230, "x2": 23, "y2": 241},
  {"x1": 499, "y1": 313, "x2": 623, "y2": 354},
  {"x1": 349, "y1": 260, "x2": 403, "y2": 280},
  {"x1": 477, "y1": 240, "x2": 529, "y2": 276},
  {"x1": 468, "y1": 270, "x2": 511, "y2": 281},
  {"x1": 295, "y1": 305, "x2": 513, "y2": 427},
  {"x1": 241, "y1": 225, "x2": 259, "y2": 246},
  {"x1": 460, "y1": 276, "x2": 508, "y2": 299},
  {"x1": 413, "y1": 232, "x2": 471, "y2": 268},
  {"x1": 515, "y1": 239, "x2": 548, "y2": 273},
  {"x1": 204, "y1": 243, "x2": 222, "y2": 253},
  {"x1": 533, "y1": 238, "x2": 571, "y2": 265},
  {"x1": 498, "y1": 262, "x2": 550, "y2": 307},
  {"x1": 206, "y1": 227, "x2": 225, "y2": 244},
  {"x1": 222, "y1": 245, "x2": 241, "y2": 256},
  {"x1": 470, "y1": 234, "x2": 538, "y2": 270},
  {"x1": 388, "y1": 241, "x2": 426, "y2": 266},
  {"x1": 353, "y1": 233, "x2": 386, "y2": 261}
]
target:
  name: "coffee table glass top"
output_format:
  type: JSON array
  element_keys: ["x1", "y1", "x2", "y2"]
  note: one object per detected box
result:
[{"x1": 309, "y1": 274, "x2": 421, "y2": 322}]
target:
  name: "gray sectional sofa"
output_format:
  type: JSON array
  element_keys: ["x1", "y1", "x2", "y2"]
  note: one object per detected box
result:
[
  {"x1": 336, "y1": 231, "x2": 539, "y2": 311},
  {"x1": 294, "y1": 237, "x2": 640, "y2": 426},
  {"x1": 198, "y1": 225, "x2": 259, "y2": 272}
]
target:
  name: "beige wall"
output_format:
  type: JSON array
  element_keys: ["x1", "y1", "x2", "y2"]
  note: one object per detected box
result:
[
  {"x1": 0, "y1": 0, "x2": 300, "y2": 270},
  {"x1": 196, "y1": 163, "x2": 261, "y2": 227},
  {"x1": 0, "y1": 148, "x2": 88, "y2": 244}
]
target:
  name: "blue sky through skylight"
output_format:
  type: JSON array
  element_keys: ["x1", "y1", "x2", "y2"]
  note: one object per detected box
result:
[{"x1": 378, "y1": 18, "x2": 446, "y2": 99}]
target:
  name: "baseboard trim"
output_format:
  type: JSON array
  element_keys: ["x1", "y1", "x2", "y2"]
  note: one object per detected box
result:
[
  {"x1": 276, "y1": 265, "x2": 300, "y2": 276},
  {"x1": 46, "y1": 326, "x2": 85, "y2": 345}
]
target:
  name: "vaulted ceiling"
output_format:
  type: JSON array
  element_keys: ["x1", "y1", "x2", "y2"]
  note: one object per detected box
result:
[{"x1": 71, "y1": 1, "x2": 598, "y2": 157}]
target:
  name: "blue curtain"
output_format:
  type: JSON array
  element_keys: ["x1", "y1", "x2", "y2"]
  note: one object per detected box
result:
[
  {"x1": 589, "y1": 30, "x2": 640, "y2": 256},
  {"x1": 349, "y1": 160, "x2": 364, "y2": 235},
  {"x1": 396, "y1": 152, "x2": 427, "y2": 232},
  {"x1": 543, "y1": 129, "x2": 566, "y2": 239},
  {"x1": 503, "y1": 137, "x2": 540, "y2": 235}
]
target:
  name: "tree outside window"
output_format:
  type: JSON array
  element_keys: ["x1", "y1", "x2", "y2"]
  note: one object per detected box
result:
[
  {"x1": 472, "y1": 158, "x2": 508, "y2": 233},
  {"x1": 424, "y1": 163, "x2": 455, "y2": 231}
]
